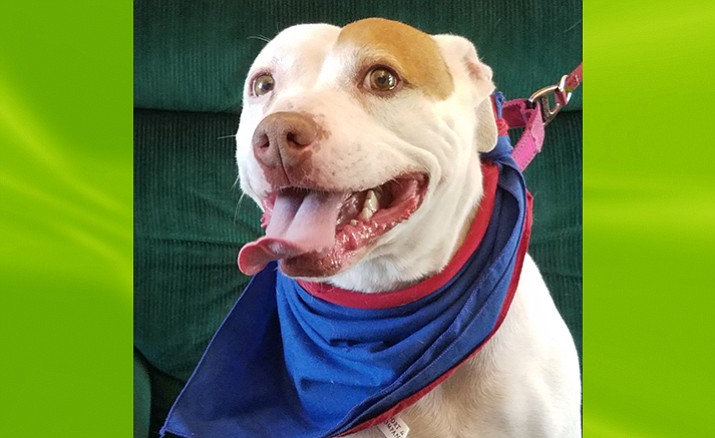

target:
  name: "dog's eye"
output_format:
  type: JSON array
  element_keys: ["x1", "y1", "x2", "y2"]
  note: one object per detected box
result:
[
  {"x1": 365, "y1": 68, "x2": 398, "y2": 92},
  {"x1": 252, "y1": 74, "x2": 275, "y2": 96}
]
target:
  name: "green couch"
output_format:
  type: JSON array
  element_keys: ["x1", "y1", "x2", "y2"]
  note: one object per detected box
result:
[{"x1": 134, "y1": 1, "x2": 582, "y2": 436}]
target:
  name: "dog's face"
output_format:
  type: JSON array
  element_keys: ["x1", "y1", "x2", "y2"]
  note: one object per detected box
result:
[{"x1": 236, "y1": 18, "x2": 497, "y2": 291}]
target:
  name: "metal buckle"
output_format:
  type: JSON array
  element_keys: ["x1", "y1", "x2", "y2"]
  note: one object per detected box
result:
[{"x1": 527, "y1": 74, "x2": 571, "y2": 126}]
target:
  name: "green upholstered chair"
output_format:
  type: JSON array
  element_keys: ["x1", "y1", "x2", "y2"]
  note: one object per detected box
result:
[{"x1": 134, "y1": 1, "x2": 582, "y2": 436}]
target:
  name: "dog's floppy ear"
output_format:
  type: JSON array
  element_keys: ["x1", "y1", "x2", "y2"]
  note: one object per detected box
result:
[{"x1": 433, "y1": 34, "x2": 497, "y2": 153}]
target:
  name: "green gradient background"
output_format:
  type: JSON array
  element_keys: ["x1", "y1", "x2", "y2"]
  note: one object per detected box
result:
[
  {"x1": 0, "y1": 1, "x2": 714, "y2": 437},
  {"x1": 0, "y1": 1, "x2": 133, "y2": 436},
  {"x1": 584, "y1": 1, "x2": 715, "y2": 436}
]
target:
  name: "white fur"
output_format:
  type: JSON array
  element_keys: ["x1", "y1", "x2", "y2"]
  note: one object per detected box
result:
[{"x1": 236, "y1": 21, "x2": 581, "y2": 437}]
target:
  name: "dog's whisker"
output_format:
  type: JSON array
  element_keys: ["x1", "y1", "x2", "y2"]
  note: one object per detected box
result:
[
  {"x1": 233, "y1": 198, "x2": 246, "y2": 223},
  {"x1": 233, "y1": 191, "x2": 248, "y2": 223},
  {"x1": 563, "y1": 19, "x2": 582, "y2": 33},
  {"x1": 218, "y1": 134, "x2": 237, "y2": 140},
  {"x1": 247, "y1": 34, "x2": 271, "y2": 43},
  {"x1": 233, "y1": 202, "x2": 241, "y2": 223}
]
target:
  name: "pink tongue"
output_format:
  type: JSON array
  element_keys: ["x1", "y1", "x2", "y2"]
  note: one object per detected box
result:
[{"x1": 238, "y1": 190, "x2": 345, "y2": 275}]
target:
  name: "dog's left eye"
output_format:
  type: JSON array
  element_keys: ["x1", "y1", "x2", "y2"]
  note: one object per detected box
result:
[
  {"x1": 364, "y1": 67, "x2": 398, "y2": 92},
  {"x1": 252, "y1": 74, "x2": 275, "y2": 96}
]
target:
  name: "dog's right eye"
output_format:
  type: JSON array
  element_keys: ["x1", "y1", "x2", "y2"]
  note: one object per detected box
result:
[{"x1": 252, "y1": 74, "x2": 275, "y2": 96}]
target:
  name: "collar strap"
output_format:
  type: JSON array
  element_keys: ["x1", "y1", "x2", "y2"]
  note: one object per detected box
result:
[
  {"x1": 502, "y1": 98, "x2": 546, "y2": 171},
  {"x1": 499, "y1": 62, "x2": 583, "y2": 171}
]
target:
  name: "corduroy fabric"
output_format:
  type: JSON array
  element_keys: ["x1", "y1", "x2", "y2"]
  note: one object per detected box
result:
[
  {"x1": 134, "y1": 109, "x2": 262, "y2": 381},
  {"x1": 147, "y1": 361, "x2": 187, "y2": 438},
  {"x1": 134, "y1": 0, "x2": 582, "y2": 113},
  {"x1": 134, "y1": 350, "x2": 152, "y2": 438}
]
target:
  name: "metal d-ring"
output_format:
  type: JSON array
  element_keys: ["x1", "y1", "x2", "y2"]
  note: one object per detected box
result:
[{"x1": 527, "y1": 74, "x2": 571, "y2": 126}]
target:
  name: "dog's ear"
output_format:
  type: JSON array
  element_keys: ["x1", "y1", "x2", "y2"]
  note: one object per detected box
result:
[{"x1": 433, "y1": 34, "x2": 497, "y2": 153}]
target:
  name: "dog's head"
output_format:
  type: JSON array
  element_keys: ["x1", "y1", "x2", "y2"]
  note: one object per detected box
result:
[{"x1": 236, "y1": 18, "x2": 496, "y2": 291}]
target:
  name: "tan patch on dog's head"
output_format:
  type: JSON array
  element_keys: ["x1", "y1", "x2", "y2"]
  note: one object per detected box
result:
[{"x1": 336, "y1": 18, "x2": 453, "y2": 100}]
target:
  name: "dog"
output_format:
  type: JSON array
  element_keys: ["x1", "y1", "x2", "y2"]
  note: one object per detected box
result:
[{"x1": 233, "y1": 17, "x2": 581, "y2": 438}]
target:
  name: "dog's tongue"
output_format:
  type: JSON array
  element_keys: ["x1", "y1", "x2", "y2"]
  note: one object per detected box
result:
[{"x1": 238, "y1": 190, "x2": 344, "y2": 275}]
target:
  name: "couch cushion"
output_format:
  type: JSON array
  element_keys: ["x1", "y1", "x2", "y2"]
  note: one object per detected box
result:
[
  {"x1": 134, "y1": 109, "x2": 262, "y2": 381},
  {"x1": 135, "y1": 0, "x2": 582, "y2": 113}
]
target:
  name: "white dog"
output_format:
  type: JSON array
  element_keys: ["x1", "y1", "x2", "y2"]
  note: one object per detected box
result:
[{"x1": 234, "y1": 17, "x2": 581, "y2": 438}]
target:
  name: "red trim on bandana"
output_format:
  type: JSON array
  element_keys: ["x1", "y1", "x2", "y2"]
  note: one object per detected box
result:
[
  {"x1": 496, "y1": 117, "x2": 510, "y2": 137},
  {"x1": 299, "y1": 162, "x2": 500, "y2": 309}
]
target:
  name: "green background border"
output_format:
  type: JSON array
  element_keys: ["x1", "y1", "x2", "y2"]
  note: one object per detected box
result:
[
  {"x1": 584, "y1": 1, "x2": 715, "y2": 436},
  {"x1": 1, "y1": 1, "x2": 714, "y2": 436},
  {"x1": 0, "y1": 1, "x2": 133, "y2": 436}
]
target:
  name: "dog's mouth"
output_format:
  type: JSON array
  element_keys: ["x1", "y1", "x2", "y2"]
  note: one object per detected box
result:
[{"x1": 238, "y1": 173, "x2": 429, "y2": 278}]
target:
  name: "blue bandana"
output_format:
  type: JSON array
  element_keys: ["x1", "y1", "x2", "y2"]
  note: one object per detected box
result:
[{"x1": 162, "y1": 95, "x2": 531, "y2": 438}]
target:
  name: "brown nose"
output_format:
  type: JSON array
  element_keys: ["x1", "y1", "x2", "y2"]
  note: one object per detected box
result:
[{"x1": 252, "y1": 112, "x2": 319, "y2": 174}]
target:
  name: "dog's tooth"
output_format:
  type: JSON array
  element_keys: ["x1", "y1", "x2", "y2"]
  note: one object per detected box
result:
[
  {"x1": 365, "y1": 189, "x2": 378, "y2": 213},
  {"x1": 358, "y1": 206, "x2": 374, "y2": 222},
  {"x1": 349, "y1": 219, "x2": 358, "y2": 226}
]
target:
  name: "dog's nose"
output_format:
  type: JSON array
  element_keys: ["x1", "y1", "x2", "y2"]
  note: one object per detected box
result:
[{"x1": 252, "y1": 112, "x2": 319, "y2": 172}]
